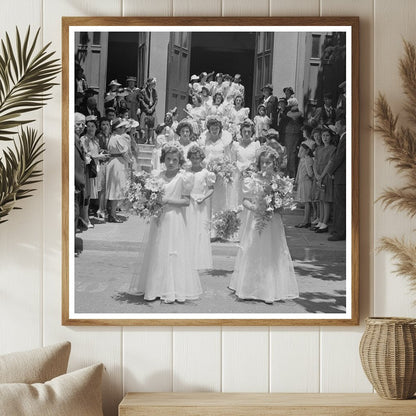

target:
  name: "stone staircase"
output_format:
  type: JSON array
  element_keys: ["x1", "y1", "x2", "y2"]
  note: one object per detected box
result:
[{"x1": 136, "y1": 143, "x2": 154, "y2": 172}]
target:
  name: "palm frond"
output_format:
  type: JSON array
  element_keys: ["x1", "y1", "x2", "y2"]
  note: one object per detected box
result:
[
  {"x1": 0, "y1": 127, "x2": 44, "y2": 223},
  {"x1": 378, "y1": 237, "x2": 416, "y2": 301},
  {"x1": 0, "y1": 27, "x2": 61, "y2": 141}
]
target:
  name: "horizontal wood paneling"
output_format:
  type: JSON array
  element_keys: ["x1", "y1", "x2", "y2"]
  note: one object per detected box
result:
[
  {"x1": 124, "y1": 0, "x2": 172, "y2": 16},
  {"x1": 173, "y1": 0, "x2": 222, "y2": 16},
  {"x1": 222, "y1": 0, "x2": 270, "y2": 16},
  {"x1": 270, "y1": 0, "x2": 320, "y2": 16}
]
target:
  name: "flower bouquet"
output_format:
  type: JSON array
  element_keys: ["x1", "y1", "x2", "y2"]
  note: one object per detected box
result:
[
  {"x1": 241, "y1": 162, "x2": 258, "y2": 179},
  {"x1": 207, "y1": 157, "x2": 236, "y2": 184},
  {"x1": 125, "y1": 170, "x2": 165, "y2": 222},
  {"x1": 253, "y1": 173, "x2": 296, "y2": 233},
  {"x1": 211, "y1": 206, "x2": 243, "y2": 241}
]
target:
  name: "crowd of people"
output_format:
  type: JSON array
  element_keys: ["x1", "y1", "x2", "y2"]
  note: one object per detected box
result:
[{"x1": 73, "y1": 67, "x2": 347, "y2": 302}]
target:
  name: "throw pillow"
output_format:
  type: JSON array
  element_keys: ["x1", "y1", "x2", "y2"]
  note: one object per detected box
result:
[
  {"x1": 0, "y1": 341, "x2": 71, "y2": 384},
  {"x1": 0, "y1": 363, "x2": 104, "y2": 416}
]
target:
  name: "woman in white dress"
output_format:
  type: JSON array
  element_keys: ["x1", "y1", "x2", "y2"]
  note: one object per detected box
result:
[
  {"x1": 129, "y1": 142, "x2": 202, "y2": 303},
  {"x1": 176, "y1": 120, "x2": 197, "y2": 169},
  {"x1": 185, "y1": 93, "x2": 207, "y2": 134},
  {"x1": 229, "y1": 145, "x2": 299, "y2": 303},
  {"x1": 229, "y1": 119, "x2": 260, "y2": 209},
  {"x1": 198, "y1": 116, "x2": 233, "y2": 215},
  {"x1": 200, "y1": 86, "x2": 212, "y2": 108},
  {"x1": 106, "y1": 118, "x2": 131, "y2": 223},
  {"x1": 211, "y1": 72, "x2": 228, "y2": 98},
  {"x1": 206, "y1": 92, "x2": 228, "y2": 119},
  {"x1": 229, "y1": 95, "x2": 250, "y2": 127},
  {"x1": 186, "y1": 145, "x2": 216, "y2": 270}
]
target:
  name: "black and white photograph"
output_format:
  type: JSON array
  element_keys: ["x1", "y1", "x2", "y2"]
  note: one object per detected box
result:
[{"x1": 65, "y1": 19, "x2": 358, "y2": 324}]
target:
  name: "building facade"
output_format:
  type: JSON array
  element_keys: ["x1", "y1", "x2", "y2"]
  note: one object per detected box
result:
[{"x1": 75, "y1": 31, "x2": 345, "y2": 123}]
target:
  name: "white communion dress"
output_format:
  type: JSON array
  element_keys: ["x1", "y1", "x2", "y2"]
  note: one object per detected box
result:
[
  {"x1": 198, "y1": 130, "x2": 233, "y2": 215},
  {"x1": 229, "y1": 175, "x2": 299, "y2": 303},
  {"x1": 128, "y1": 170, "x2": 202, "y2": 303},
  {"x1": 187, "y1": 168, "x2": 216, "y2": 270}
]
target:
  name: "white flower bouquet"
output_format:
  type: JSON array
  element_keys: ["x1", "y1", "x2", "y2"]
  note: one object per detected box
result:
[{"x1": 125, "y1": 171, "x2": 165, "y2": 221}]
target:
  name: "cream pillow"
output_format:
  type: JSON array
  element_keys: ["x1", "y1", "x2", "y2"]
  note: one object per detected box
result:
[
  {"x1": 0, "y1": 341, "x2": 71, "y2": 384},
  {"x1": 0, "y1": 363, "x2": 104, "y2": 416}
]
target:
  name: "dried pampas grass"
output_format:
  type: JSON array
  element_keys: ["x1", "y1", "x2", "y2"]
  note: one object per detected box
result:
[{"x1": 375, "y1": 40, "x2": 416, "y2": 294}]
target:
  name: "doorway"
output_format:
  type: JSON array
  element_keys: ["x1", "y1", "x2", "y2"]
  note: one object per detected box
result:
[
  {"x1": 106, "y1": 32, "x2": 139, "y2": 89},
  {"x1": 190, "y1": 32, "x2": 256, "y2": 115}
]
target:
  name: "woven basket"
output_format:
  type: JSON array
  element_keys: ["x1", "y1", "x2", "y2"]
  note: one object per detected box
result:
[{"x1": 359, "y1": 317, "x2": 416, "y2": 399}]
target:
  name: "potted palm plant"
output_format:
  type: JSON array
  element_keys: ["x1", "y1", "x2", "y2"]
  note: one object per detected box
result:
[{"x1": 0, "y1": 27, "x2": 60, "y2": 223}]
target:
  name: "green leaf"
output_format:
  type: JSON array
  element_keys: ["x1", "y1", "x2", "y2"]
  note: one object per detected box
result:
[{"x1": 0, "y1": 27, "x2": 60, "y2": 142}]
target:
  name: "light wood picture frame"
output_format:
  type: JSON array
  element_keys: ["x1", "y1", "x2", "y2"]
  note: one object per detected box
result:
[{"x1": 62, "y1": 16, "x2": 359, "y2": 326}]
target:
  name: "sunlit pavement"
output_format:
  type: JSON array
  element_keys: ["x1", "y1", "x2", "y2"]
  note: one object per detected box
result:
[{"x1": 74, "y1": 210, "x2": 346, "y2": 315}]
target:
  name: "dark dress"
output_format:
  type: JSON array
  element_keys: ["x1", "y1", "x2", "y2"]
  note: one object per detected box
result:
[
  {"x1": 139, "y1": 87, "x2": 158, "y2": 127},
  {"x1": 314, "y1": 144, "x2": 336, "y2": 202}
]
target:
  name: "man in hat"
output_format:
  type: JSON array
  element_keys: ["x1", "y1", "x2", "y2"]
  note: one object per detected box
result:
[
  {"x1": 259, "y1": 83, "x2": 278, "y2": 130},
  {"x1": 104, "y1": 79, "x2": 121, "y2": 109},
  {"x1": 276, "y1": 96, "x2": 304, "y2": 178},
  {"x1": 312, "y1": 92, "x2": 336, "y2": 127},
  {"x1": 326, "y1": 117, "x2": 346, "y2": 241},
  {"x1": 75, "y1": 64, "x2": 88, "y2": 109},
  {"x1": 125, "y1": 76, "x2": 141, "y2": 121},
  {"x1": 283, "y1": 86, "x2": 295, "y2": 100}
]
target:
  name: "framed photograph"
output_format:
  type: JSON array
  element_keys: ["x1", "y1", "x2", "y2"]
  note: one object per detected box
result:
[{"x1": 62, "y1": 17, "x2": 359, "y2": 326}]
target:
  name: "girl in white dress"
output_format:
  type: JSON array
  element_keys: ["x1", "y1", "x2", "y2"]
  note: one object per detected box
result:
[
  {"x1": 253, "y1": 104, "x2": 271, "y2": 139},
  {"x1": 151, "y1": 112, "x2": 177, "y2": 170},
  {"x1": 186, "y1": 145, "x2": 216, "y2": 270},
  {"x1": 129, "y1": 142, "x2": 202, "y2": 303},
  {"x1": 229, "y1": 145, "x2": 299, "y2": 303},
  {"x1": 198, "y1": 116, "x2": 233, "y2": 215}
]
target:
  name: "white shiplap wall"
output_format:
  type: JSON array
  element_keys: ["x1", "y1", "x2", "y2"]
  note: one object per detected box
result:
[{"x1": 1, "y1": 1, "x2": 416, "y2": 415}]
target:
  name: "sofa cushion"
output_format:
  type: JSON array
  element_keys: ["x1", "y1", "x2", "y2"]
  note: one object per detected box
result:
[
  {"x1": 0, "y1": 341, "x2": 71, "y2": 384},
  {"x1": 0, "y1": 363, "x2": 104, "y2": 416}
]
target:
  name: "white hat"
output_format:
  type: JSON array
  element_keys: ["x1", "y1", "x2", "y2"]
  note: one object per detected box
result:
[
  {"x1": 287, "y1": 97, "x2": 298, "y2": 107},
  {"x1": 129, "y1": 119, "x2": 140, "y2": 129},
  {"x1": 108, "y1": 79, "x2": 121, "y2": 87},
  {"x1": 112, "y1": 118, "x2": 130, "y2": 129},
  {"x1": 74, "y1": 112, "x2": 85, "y2": 123}
]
